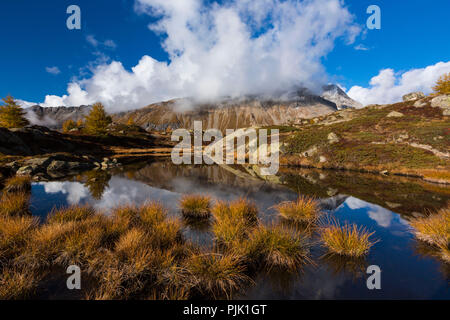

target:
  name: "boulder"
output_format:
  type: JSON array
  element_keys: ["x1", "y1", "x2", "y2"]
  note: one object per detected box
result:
[
  {"x1": 431, "y1": 95, "x2": 450, "y2": 108},
  {"x1": 402, "y1": 92, "x2": 425, "y2": 102},
  {"x1": 16, "y1": 166, "x2": 34, "y2": 176},
  {"x1": 327, "y1": 132, "x2": 340, "y2": 144},
  {"x1": 387, "y1": 111, "x2": 404, "y2": 118},
  {"x1": 430, "y1": 95, "x2": 450, "y2": 115},
  {"x1": 302, "y1": 146, "x2": 318, "y2": 158}
]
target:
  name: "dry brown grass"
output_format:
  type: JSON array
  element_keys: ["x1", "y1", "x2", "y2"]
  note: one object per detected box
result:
[
  {"x1": 185, "y1": 252, "x2": 250, "y2": 298},
  {"x1": 0, "y1": 192, "x2": 30, "y2": 217},
  {"x1": 0, "y1": 216, "x2": 37, "y2": 263},
  {"x1": 47, "y1": 205, "x2": 96, "y2": 224},
  {"x1": 211, "y1": 198, "x2": 259, "y2": 248},
  {"x1": 0, "y1": 267, "x2": 41, "y2": 300},
  {"x1": 15, "y1": 222, "x2": 77, "y2": 269},
  {"x1": 320, "y1": 220, "x2": 377, "y2": 257},
  {"x1": 212, "y1": 198, "x2": 258, "y2": 226},
  {"x1": 180, "y1": 194, "x2": 211, "y2": 219},
  {"x1": 111, "y1": 204, "x2": 140, "y2": 228},
  {"x1": 275, "y1": 196, "x2": 321, "y2": 224},
  {"x1": 243, "y1": 224, "x2": 311, "y2": 271},
  {"x1": 139, "y1": 202, "x2": 167, "y2": 226},
  {"x1": 410, "y1": 205, "x2": 450, "y2": 263},
  {"x1": 4, "y1": 176, "x2": 31, "y2": 193}
]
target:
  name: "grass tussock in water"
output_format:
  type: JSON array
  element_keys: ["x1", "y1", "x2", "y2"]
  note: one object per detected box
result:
[
  {"x1": 320, "y1": 220, "x2": 376, "y2": 258},
  {"x1": 0, "y1": 192, "x2": 30, "y2": 217},
  {"x1": 410, "y1": 205, "x2": 450, "y2": 263},
  {"x1": 4, "y1": 176, "x2": 31, "y2": 194},
  {"x1": 211, "y1": 198, "x2": 259, "y2": 247},
  {"x1": 243, "y1": 224, "x2": 311, "y2": 271},
  {"x1": 180, "y1": 194, "x2": 211, "y2": 219},
  {"x1": 185, "y1": 252, "x2": 250, "y2": 299},
  {"x1": 212, "y1": 198, "x2": 258, "y2": 225},
  {"x1": 275, "y1": 196, "x2": 321, "y2": 224}
]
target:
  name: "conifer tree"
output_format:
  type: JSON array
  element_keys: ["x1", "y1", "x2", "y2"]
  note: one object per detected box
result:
[
  {"x1": 84, "y1": 102, "x2": 112, "y2": 136},
  {"x1": 0, "y1": 95, "x2": 30, "y2": 128},
  {"x1": 433, "y1": 73, "x2": 450, "y2": 95}
]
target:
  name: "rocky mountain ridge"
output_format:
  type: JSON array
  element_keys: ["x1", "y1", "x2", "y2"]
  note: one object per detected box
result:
[{"x1": 25, "y1": 85, "x2": 361, "y2": 131}]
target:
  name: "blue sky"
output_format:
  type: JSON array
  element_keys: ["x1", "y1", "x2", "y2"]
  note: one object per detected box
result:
[{"x1": 0, "y1": 0, "x2": 449, "y2": 108}]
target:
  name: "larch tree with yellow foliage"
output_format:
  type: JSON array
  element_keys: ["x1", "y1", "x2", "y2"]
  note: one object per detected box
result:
[
  {"x1": 84, "y1": 103, "x2": 112, "y2": 136},
  {"x1": 0, "y1": 95, "x2": 30, "y2": 128},
  {"x1": 433, "y1": 73, "x2": 450, "y2": 95},
  {"x1": 62, "y1": 119, "x2": 77, "y2": 133}
]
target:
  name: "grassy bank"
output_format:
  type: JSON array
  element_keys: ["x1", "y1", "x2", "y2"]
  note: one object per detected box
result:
[{"x1": 278, "y1": 98, "x2": 450, "y2": 184}]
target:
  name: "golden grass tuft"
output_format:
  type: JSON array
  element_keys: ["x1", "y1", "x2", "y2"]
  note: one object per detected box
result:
[
  {"x1": 0, "y1": 267, "x2": 41, "y2": 300},
  {"x1": 139, "y1": 201, "x2": 167, "y2": 226},
  {"x1": 4, "y1": 175, "x2": 32, "y2": 193},
  {"x1": 211, "y1": 198, "x2": 259, "y2": 247},
  {"x1": 0, "y1": 216, "x2": 37, "y2": 262},
  {"x1": 185, "y1": 252, "x2": 250, "y2": 298},
  {"x1": 111, "y1": 204, "x2": 140, "y2": 228},
  {"x1": 16, "y1": 222, "x2": 77, "y2": 269},
  {"x1": 275, "y1": 196, "x2": 321, "y2": 224},
  {"x1": 0, "y1": 192, "x2": 30, "y2": 217},
  {"x1": 320, "y1": 220, "x2": 376, "y2": 257},
  {"x1": 410, "y1": 205, "x2": 449, "y2": 263},
  {"x1": 243, "y1": 224, "x2": 310, "y2": 271},
  {"x1": 180, "y1": 194, "x2": 211, "y2": 219},
  {"x1": 212, "y1": 198, "x2": 258, "y2": 225},
  {"x1": 212, "y1": 214, "x2": 249, "y2": 247},
  {"x1": 47, "y1": 205, "x2": 96, "y2": 224}
]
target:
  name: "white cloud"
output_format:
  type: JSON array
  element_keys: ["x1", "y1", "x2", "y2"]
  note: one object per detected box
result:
[
  {"x1": 86, "y1": 35, "x2": 99, "y2": 47},
  {"x1": 86, "y1": 35, "x2": 117, "y2": 49},
  {"x1": 354, "y1": 44, "x2": 369, "y2": 51},
  {"x1": 347, "y1": 61, "x2": 450, "y2": 106},
  {"x1": 346, "y1": 197, "x2": 393, "y2": 228},
  {"x1": 40, "y1": 0, "x2": 360, "y2": 112},
  {"x1": 45, "y1": 66, "x2": 61, "y2": 75}
]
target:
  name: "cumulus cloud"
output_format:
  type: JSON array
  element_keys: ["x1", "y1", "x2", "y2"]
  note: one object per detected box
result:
[
  {"x1": 347, "y1": 61, "x2": 450, "y2": 106},
  {"x1": 346, "y1": 197, "x2": 393, "y2": 228},
  {"x1": 45, "y1": 66, "x2": 61, "y2": 75},
  {"x1": 39, "y1": 0, "x2": 360, "y2": 112}
]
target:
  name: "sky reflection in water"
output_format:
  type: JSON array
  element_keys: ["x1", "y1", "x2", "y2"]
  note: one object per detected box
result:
[{"x1": 30, "y1": 163, "x2": 450, "y2": 299}]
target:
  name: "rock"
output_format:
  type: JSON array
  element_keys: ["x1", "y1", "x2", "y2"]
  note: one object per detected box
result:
[
  {"x1": 327, "y1": 188, "x2": 338, "y2": 197},
  {"x1": 319, "y1": 156, "x2": 327, "y2": 163},
  {"x1": 431, "y1": 95, "x2": 450, "y2": 108},
  {"x1": 16, "y1": 166, "x2": 34, "y2": 176},
  {"x1": 385, "y1": 202, "x2": 402, "y2": 209},
  {"x1": 413, "y1": 99, "x2": 427, "y2": 108},
  {"x1": 387, "y1": 111, "x2": 404, "y2": 118},
  {"x1": 302, "y1": 146, "x2": 318, "y2": 157},
  {"x1": 47, "y1": 160, "x2": 68, "y2": 172},
  {"x1": 327, "y1": 132, "x2": 340, "y2": 144},
  {"x1": 402, "y1": 92, "x2": 425, "y2": 101}
]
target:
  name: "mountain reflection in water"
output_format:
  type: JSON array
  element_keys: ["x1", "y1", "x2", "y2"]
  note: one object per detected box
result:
[{"x1": 30, "y1": 160, "x2": 450, "y2": 299}]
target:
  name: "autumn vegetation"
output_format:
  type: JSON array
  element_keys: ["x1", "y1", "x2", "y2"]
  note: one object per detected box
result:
[
  {"x1": 410, "y1": 205, "x2": 450, "y2": 263},
  {"x1": 433, "y1": 73, "x2": 450, "y2": 95},
  {"x1": 83, "y1": 102, "x2": 112, "y2": 136},
  {"x1": 0, "y1": 96, "x2": 29, "y2": 129}
]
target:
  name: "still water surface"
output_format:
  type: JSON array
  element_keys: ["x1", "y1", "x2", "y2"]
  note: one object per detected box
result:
[{"x1": 30, "y1": 161, "x2": 450, "y2": 299}]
